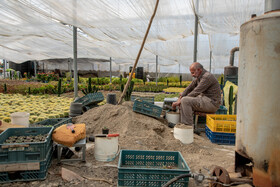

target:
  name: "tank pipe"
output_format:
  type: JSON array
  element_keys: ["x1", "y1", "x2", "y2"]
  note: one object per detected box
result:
[
  {"x1": 229, "y1": 47, "x2": 239, "y2": 66},
  {"x1": 265, "y1": 0, "x2": 280, "y2": 13}
]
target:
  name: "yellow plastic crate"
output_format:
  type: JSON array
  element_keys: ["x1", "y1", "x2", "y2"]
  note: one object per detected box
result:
[{"x1": 206, "y1": 114, "x2": 236, "y2": 133}]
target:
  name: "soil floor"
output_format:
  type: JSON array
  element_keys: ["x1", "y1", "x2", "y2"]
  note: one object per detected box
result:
[{"x1": 2, "y1": 91, "x2": 241, "y2": 187}]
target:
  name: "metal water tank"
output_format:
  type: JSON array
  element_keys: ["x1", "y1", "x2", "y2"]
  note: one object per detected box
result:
[{"x1": 236, "y1": 8, "x2": 280, "y2": 187}]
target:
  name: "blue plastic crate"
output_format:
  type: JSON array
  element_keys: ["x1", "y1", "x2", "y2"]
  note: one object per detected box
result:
[
  {"x1": 133, "y1": 100, "x2": 162, "y2": 118},
  {"x1": 74, "y1": 92, "x2": 104, "y2": 106},
  {"x1": 0, "y1": 146, "x2": 53, "y2": 183},
  {"x1": 118, "y1": 150, "x2": 190, "y2": 187},
  {"x1": 205, "y1": 126, "x2": 235, "y2": 145},
  {"x1": 31, "y1": 118, "x2": 72, "y2": 129},
  {"x1": 0, "y1": 127, "x2": 53, "y2": 164},
  {"x1": 131, "y1": 95, "x2": 154, "y2": 104},
  {"x1": 216, "y1": 106, "x2": 228, "y2": 114}
]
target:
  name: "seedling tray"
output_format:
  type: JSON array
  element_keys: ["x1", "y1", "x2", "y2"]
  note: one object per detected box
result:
[{"x1": 0, "y1": 127, "x2": 53, "y2": 163}]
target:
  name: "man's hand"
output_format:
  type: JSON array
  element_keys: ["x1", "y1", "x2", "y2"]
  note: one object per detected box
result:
[{"x1": 172, "y1": 97, "x2": 182, "y2": 110}]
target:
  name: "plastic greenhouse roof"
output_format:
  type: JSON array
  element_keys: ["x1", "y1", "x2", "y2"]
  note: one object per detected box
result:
[{"x1": 0, "y1": 0, "x2": 264, "y2": 73}]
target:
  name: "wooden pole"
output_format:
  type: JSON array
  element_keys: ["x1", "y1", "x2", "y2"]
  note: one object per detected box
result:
[{"x1": 117, "y1": 0, "x2": 160, "y2": 104}]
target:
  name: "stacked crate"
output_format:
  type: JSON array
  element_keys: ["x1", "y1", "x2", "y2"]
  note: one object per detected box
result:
[
  {"x1": 0, "y1": 127, "x2": 53, "y2": 183},
  {"x1": 118, "y1": 150, "x2": 190, "y2": 187},
  {"x1": 206, "y1": 114, "x2": 236, "y2": 145}
]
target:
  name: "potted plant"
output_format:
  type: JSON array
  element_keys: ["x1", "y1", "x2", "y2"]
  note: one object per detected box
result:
[{"x1": 102, "y1": 127, "x2": 109, "y2": 134}]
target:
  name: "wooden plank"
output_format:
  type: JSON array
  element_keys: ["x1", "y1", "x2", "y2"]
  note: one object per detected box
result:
[
  {"x1": 1, "y1": 144, "x2": 29, "y2": 149},
  {"x1": 0, "y1": 162, "x2": 40, "y2": 172}
]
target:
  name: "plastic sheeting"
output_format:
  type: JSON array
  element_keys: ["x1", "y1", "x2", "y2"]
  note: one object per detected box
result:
[{"x1": 0, "y1": 0, "x2": 264, "y2": 73}]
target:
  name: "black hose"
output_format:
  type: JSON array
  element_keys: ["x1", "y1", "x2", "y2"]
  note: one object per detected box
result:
[{"x1": 162, "y1": 173, "x2": 192, "y2": 187}]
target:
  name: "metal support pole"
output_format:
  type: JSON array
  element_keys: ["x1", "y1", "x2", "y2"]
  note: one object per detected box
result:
[
  {"x1": 110, "y1": 57, "x2": 112, "y2": 84},
  {"x1": 209, "y1": 51, "x2": 212, "y2": 73},
  {"x1": 3, "y1": 59, "x2": 6, "y2": 79},
  {"x1": 73, "y1": 26, "x2": 78, "y2": 98},
  {"x1": 156, "y1": 55, "x2": 158, "y2": 86},
  {"x1": 179, "y1": 64, "x2": 181, "y2": 74},
  {"x1": 68, "y1": 58, "x2": 72, "y2": 82},
  {"x1": 193, "y1": 0, "x2": 199, "y2": 62},
  {"x1": 34, "y1": 61, "x2": 37, "y2": 77}
]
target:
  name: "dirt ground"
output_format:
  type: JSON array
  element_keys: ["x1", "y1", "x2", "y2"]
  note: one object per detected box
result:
[{"x1": 3, "y1": 91, "x2": 237, "y2": 187}]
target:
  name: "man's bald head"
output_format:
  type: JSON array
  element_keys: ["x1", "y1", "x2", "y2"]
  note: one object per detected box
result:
[
  {"x1": 189, "y1": 62, "x2": 204, "y2": 78},
  {"x1": 190, "y1": 62, "x2": 203, "y2": 70}
]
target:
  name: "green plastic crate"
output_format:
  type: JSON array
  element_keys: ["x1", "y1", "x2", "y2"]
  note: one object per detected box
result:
[
  {"x1": 131, "y1": 95, "x2": 154, "y2": 104},
  {"x1": 31, "y1": 118, "x2": 72, "y2": 129},
  {"x1": 216, "y1": 106, "x2": 227, "y2": 114},
  {"x1": 133, "y1": 100, "x2": 162, "y2": 118},
  {"x1": 0, "y1": 127, "x2": 53, "y2": 164},
  {"x1": 118, "y1": 150, "x2": 190, "y2": 187},
  {"x1": 74, "y1": 92, "x2": 104, "y2": 106},
  {"x1": 0, "y1": 146, "x2": 53, "y2": 183}
]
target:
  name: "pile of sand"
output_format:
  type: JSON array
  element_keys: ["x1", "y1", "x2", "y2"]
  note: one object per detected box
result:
[
  {"x1": 73, "y1": 102, "x2": 177, "y2": 150},
  {"x1": 73, "y1": 102, "x2": 235, "y2": 172}
]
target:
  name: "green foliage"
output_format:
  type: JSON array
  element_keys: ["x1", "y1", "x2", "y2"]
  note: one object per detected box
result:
[
  {"x1": 37, "y1": 72, "x2": 59, "y2": 82},
  {"x1": 124, "y1": 81, "x2": 134, "y2": 101},
  {"x1": 28, "y1": 87, "x2": 31, "y2": 95},
  {"x1": 228, "y1": 86, "x2": 235, "y2": 114},
  {"x1": 82, "y1": 77, "x2": 99, "y2": 95},
  {"x1": 52, "y1": 78, "x2": 65, "y2": 97},
  {"x1": 167, "y1": 79, "x2": 169, "y2": 87},
  {"x1": 4, "y1": 83, "x2": 7, "y2": 94},
  {"x1": 143, "y1": 74, "x2": 146, "y2": 85}
]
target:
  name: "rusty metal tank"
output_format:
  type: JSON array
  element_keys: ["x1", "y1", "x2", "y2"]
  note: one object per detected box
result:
[{"x1": 236, "y1": 7, "x2": 280, "y2": 187}]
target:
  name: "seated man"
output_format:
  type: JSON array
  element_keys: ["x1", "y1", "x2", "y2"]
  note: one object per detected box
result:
[{"x1": 172, "y1": 62, "x2": 221, "y2": 126}]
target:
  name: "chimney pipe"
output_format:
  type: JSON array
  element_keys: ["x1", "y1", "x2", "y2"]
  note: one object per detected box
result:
[{"x1": 265, "y1": 0, "x2": 280, "y2": 13}]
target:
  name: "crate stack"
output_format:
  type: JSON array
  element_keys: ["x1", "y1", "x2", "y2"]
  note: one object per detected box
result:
[
  {"x1": 206, "y1": 114, "x2": 236, "y2": 145},
  {"x1": 0, "y1": 127, "x2": 54, "y2": 183},
  {"x1": 118, "y1": 150, "x2": 190, "y2": 187}
]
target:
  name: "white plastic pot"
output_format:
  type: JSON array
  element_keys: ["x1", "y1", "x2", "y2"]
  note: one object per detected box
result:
[
  {"x1": 94, "y1": 135, "x2": 119, "y2": 162},
  {"x1": 166, "y1": 112, "x2": 179, "y2": 124},
  {"x1": 173, "y1": 124, "x2": 193, "y2": 144},
  {"x1": 10, "y1": 112, "x2": 30, "y2": 127}
]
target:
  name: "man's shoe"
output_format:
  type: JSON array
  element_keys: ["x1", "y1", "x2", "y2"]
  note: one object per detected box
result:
[
  {"x1": 194, "y1": 129, "x2": 201, "y2": 135},
  {"x1": 168, "y1": 122, "x2": 176, "y2": 128}
]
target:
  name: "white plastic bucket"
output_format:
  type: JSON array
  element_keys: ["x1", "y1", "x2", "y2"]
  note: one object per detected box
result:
[
  {"x1": 94, "y1": 136, "x2": 119, "y2": 162},
  {"x1": 166, "y1": 112, "x2": 179, "y2": 124},
  {"x1": 10, "y1": 112, "x2": 30, "y2": 127},
  {"x1": 173, "y1": 124, "x2": 193, "y2": 144}
]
